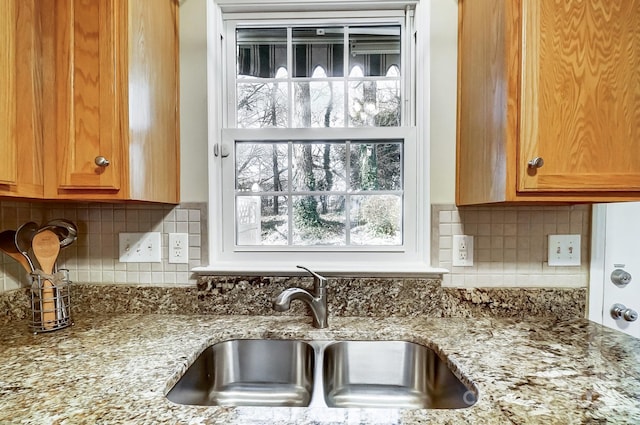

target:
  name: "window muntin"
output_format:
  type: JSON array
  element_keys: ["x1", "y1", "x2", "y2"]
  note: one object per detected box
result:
[
  {"x1": 222, "y1": 15, "x2": 415, "y2": 255},
  {"x1": 234, "y1": 139, "x2": 403, "y2": 247},
  {"x1": 234, "y1": 24, "x2": 401, "y2": 129}
]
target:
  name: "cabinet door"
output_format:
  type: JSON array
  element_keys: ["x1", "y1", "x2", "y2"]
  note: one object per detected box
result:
[
  {"x1": 53, "y1": 0, "x2": 123, "y2": 194},
  {"x1": 127, "y1": 0, "x2": 180, "y2": 203},
  {"x1": 0, "y1": 0, "x2": 44, "y2": 199},
  {"x1": 518, "y1": 0, "x2": 640, "y2": 192},
  {"x1": 0, "y1": 0, "x2": 17, "y2": 186}
]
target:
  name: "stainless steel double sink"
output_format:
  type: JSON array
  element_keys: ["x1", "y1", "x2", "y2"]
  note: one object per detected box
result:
[{"x1": 166, "y1": 339, "x2": 477, "y2": 409}]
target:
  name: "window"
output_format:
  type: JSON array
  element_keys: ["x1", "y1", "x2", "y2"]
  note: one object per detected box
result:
[
  {"x1": 204, "y1": 1, "x2": 433, "y2": 274},
  {"x1": 234, "y1": 139, "x2": 404, "y2": 247}
]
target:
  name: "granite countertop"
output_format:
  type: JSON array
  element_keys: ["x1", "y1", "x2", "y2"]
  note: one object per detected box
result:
[{"x1": 1, "y1": 314, "x2": 639, "y2": 424}]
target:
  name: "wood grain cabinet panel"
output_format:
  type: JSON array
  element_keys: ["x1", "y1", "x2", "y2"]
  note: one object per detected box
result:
[
  {"x1": 0, "y1": 0, "x2": 44, "y2": 199},
  {"x1": 42, "y1": 0, "x2": 180, "y2": 203},
  {"x1": 54, "y1": 0, "x2": 121, "y2": 192},
  {"x1": 457, "y1": 0, "x2": 640, "y2": 205},
  {"x1": 0, "y1": 0, "x2": 17, "y2": 186}
]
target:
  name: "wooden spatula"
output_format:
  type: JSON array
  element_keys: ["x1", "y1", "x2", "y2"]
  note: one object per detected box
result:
[
  {"x1": 31, "y1": 230, "x2": 60, "y2": 330},
  {"x1": 0, "y1": 230, "x2": 32, "y2": 272}
]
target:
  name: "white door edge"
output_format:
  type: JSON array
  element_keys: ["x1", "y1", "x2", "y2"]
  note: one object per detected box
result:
[{"x1": 588, "y1": 204, "x2": 606, "y2": 324}]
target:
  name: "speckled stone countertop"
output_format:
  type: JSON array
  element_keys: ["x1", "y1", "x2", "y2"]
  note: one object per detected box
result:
[{"x1": 1, "y1": 314, "x2": 639, "y2": 424}]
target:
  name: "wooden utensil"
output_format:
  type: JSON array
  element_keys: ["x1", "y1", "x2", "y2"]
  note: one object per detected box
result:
[
  {"x1": 0, "y1": 230, "x2": 32, "y2": 272},
  {"x1": 31, "y1": 230, "x2": 60, "y2": 330}
]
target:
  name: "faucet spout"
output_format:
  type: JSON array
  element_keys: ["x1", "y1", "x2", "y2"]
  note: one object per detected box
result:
[
  {"x1": 272, "y1": 266, "x2": 328, "y2": 328},
  {"x1": 273, "y1": 287, "x2": 315, "y2": 312}
]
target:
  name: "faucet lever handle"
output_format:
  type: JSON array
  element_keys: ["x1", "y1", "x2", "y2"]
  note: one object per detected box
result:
[{"x1": 296, "y1": 265, "x2": 327, "y2": 287}]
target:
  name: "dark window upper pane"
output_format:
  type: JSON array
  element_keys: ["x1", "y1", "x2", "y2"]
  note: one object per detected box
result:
[
  {"x1": 349, "y1": 26, "x2": 400, "y2": 77},
  {"x1": 293, "y1": 27, "x2": 344, "y2": 78},
  {"x1": 237, "y1": 28, "x2": 288, "y2": 78}
]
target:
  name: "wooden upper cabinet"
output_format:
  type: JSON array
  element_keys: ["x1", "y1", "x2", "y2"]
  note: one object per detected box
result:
[
  {"x1": 456, "y1": 0, "x2": 640, "y2": 205},
  {"x1": 42, "y1": 0, "x2": 180, "y2": 203},
  {"x1": 0, "y1": 0, "x2": 44, "y2": 199},
  {"x1": 519, "y1": 0, "x2": 640, "y2": 192},
  {"x1": 0, "y1": 0, "x2": 17, "y2": 186},
  {"x1": 52, "y1": 0, "x2": 122, "y2": 193}
]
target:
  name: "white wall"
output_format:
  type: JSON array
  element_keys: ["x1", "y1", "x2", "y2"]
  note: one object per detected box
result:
[
  {"x1": 428, "y1": 0, "x2": 458, "y2": 204},
  {"x1": 177, "y1": 0, "x2": 460, "y2": 204},
  {"x1": 179, "y1": 0, "x2": 209, "y2": 202}
]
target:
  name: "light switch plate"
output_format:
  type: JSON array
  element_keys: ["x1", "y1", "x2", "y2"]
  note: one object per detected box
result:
[
  {"x1": 548, "y1": 234, "x2": 581, "y2": 266},
  {"x1": 119, "y1": 232, "x2": 162, "y2": 263}
]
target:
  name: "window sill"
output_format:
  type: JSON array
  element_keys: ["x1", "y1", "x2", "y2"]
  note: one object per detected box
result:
[{"x1": 192, "y1": 262, "x2": 447, "y2": 277}]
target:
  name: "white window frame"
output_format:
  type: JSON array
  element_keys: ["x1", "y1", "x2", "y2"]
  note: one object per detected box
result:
[{"x1": 196, "y1": 0, "x2": 443, "y2": 276}]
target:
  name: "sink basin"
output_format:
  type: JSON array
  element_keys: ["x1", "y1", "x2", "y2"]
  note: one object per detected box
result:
[
  {"x1": 166, "y1": 339, "x2": 315, "y2": 407},
  {"x1": 322, "y1": 340, "x2": 476, "y2": 409},
  {"x1": 167, "y1": 339, "x2": 476, "y2": 409}
]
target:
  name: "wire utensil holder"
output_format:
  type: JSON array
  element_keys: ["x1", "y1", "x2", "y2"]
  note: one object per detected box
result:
[{"x1": 30, "y1": 269, "x2": 72, "y2": 333}]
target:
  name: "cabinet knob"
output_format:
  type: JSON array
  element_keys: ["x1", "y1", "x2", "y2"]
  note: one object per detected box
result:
[
  {"x1": 611, "y1": 303, "x2": 638, "y2": 322},
  {"x1": 527, "y1": 157, "x2": 544, "y2": 169},
  {"x1": 95, "y1": 156, "x2": 111, "y2": 167},
  {"x1": 611, "y1": 269, "x2": 632, "y2": 286}
]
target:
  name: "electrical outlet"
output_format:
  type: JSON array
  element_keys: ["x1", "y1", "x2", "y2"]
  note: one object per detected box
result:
[
  {"x1": 169, "y1": 233, "x2": 189, "y2": 264},
  {"x1": 452, "y1": 235, "x2": 474, "y2": 267},
  {"x1": 119, "y1": 232, "x2": 162, "y2": 263},
  {"x1": 548, "y1": 234, "x2": 581, "y2": 266}
]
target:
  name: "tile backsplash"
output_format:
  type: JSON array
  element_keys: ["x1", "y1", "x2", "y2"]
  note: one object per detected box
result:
[
  {"x1": 0, "y1": 201, "x2": 207, "y2": 292},
  {"x1": 432, "y1": 204, "x2": 591, "y2": 288},
  {"x1": 0, "y1": 201, "x2": 591, "y2": 293}
]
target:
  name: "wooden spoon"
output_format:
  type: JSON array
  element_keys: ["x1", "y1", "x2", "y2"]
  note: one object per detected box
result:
[
  {"x1": 31, "y1": 230, "x2": 61, "y2": 330},
  {"x1": 0, "y1": 230, "x2": 32, "y2": 272}
]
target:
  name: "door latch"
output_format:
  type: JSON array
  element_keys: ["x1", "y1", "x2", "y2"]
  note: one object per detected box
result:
[
  {"x1": 611, "y1": 269, "x2": 632, "y2": 286},
  {"x1": 611, "y1": 303, "x2": 638, "y2": 322}
]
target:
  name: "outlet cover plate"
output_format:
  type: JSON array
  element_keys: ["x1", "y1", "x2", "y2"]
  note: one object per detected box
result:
[
  {"x1": 119, "y1": 232, "x2": 162, "y2": 263},
  {"x1": 452, "y1": 235, "x2": 474, "y2": 267},
  {"x1": 548, "y1": 234, "x2": 581, "y2": 266},
  {"x1": 169, "y1": 233, "x2": 189, "y2": 264}
]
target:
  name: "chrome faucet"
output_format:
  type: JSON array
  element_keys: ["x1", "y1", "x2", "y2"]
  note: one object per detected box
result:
[{"x1": 273, "y1": 265, "x2": 328, "y2": 328}]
